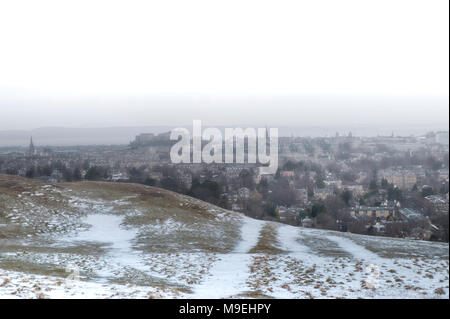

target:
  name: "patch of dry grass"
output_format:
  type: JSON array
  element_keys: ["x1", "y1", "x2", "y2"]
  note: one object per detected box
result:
[{"x1": 249, "y1": 224, "x2": 284, "y2": 254}]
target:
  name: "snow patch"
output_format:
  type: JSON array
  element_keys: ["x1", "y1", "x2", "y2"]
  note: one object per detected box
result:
[{"x1": 190, "y1": 217, "x2": 265, "y2": 298}]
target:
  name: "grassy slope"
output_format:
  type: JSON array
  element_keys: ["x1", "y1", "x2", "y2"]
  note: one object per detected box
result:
[
  {"x1": 0, "y1": 175, "x2": 241, "y2": 290},
  {"x1": 0, "y1": 175, "x2": 448, "y2": 299}
]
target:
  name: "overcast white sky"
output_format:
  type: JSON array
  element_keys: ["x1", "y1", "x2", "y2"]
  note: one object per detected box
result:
[{"x1": 0, "y1": 0, "x2": 448, "y2": 130}]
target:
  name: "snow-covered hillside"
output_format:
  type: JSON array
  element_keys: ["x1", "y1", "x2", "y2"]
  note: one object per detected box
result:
[{"x1": 0, "y1": 175, "x2": 448, "y2": 299}]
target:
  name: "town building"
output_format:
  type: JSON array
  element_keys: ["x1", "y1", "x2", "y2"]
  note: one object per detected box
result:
[
  {"x1": 350, "y1": 206, "x2": 397, "y2": 219},
  {"x1": 27, "y1": 137, "x2": 36, "y2": 157}
]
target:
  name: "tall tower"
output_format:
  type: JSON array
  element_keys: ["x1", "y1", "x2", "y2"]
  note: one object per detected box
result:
[{"x1": 27, "y1": 137, "x2": 36, "y2": 157}]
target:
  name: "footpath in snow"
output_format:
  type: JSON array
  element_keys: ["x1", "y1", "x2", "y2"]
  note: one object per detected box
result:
[
  {"x1": 190, "y1": 217, "x2": 265, "y2": 298},
  {"x1": 61, "y1": 213, "x2": 170, "y2": 282}
]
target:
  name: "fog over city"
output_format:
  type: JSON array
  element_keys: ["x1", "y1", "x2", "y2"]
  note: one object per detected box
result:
[{"x1": 0, "y1": 0, "x2": 448, "y2": 140}]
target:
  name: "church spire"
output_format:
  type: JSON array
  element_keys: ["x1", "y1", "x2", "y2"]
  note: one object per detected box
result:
[{"x1": 28, "y1": 136, "x2": 36, "y2": 156}]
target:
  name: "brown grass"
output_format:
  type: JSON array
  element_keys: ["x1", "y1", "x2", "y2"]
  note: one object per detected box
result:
[{"x1": 249, "y1": 224, "x2": 284, "y2": 254}]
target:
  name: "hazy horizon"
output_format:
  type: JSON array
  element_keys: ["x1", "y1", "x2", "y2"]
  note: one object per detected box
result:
[
  {"x1": 0, "y1": 94, "x2": 448, "y2": 131},
  {"x1": 1, "y1": 0, "x2": 449, "y2": 131},
  {"x1": 0, "y1": 121, "x2": 448, "y2": 147}
]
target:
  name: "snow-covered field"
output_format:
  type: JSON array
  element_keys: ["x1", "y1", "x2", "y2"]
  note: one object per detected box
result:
[{"x1": 0, "y1": 175, "x2": 448, "y2": 299}]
